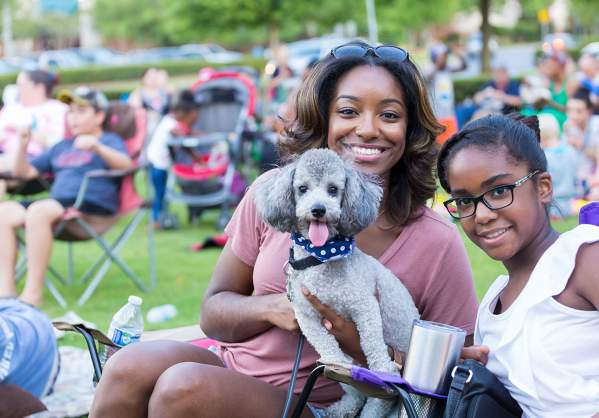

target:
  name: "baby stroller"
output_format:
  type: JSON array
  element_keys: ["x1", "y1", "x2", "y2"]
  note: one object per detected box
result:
[{"x1": 165, "y1": 68, "x2": 258, "y2": 229}]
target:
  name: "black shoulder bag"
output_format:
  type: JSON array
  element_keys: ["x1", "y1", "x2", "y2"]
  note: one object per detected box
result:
[{"x1": 443, "y1": 359, "x2": 523, "y2": 418}]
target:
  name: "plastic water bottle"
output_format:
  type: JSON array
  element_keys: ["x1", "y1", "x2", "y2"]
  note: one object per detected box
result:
[
  {"x1": 99, "y1": 295, "x2": 144, "y2": 366},
  {"x1": 146, "y1": 304, "x2": 178, "y2": 324}
]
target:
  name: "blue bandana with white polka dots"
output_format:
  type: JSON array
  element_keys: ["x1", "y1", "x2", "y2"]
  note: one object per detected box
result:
[{"x1": 290, "y1": 232, "x2": 355, "y2": 263}]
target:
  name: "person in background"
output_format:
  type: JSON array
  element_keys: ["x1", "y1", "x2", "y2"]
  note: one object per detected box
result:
[
  {"x1": 263, "y1": 55, "x2": 298, "y2": 131},
  {"x1": 0, "y1": 87, "x2": 132, "y2": 307},
  {"x1": 0, "y1": 70, "x2": 68, "y2": 196},
  {"x1": 146, "y1": 89, "x2": 201, "y2": 226},
  {"x1": 522, "y1": 49, "x2": 578, "y2": 128},
  {"x1": 426, "y1": 42, "x2": 467, "y2": 143},
  {"x1": 128, "y1": 68, "x2": 172, "y2": 134},
  {"x1": 456, "y1": 65, "x2": 522, "y2": 128},
  {"x1": 577, "y1": 53, "x2": 599, "y2": 113},
  {"x1": 563, "y1": 88, "x2": 599, "y2": 195},
  {"x1": 538, "y1": 113, "x2": 579, "y2": 217}
]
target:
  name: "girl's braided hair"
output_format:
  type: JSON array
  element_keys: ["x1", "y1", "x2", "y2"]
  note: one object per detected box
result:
[{"x1": 437, "y1": 113, "x2": 547, "y2": 193}]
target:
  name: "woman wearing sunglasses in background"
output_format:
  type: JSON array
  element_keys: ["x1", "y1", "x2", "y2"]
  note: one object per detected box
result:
[{"x1": 90, "y1": 41, "x2": 479, "y2": 418}]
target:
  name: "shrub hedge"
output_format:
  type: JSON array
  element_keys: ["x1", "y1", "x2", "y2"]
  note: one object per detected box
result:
[{"x1": 0, "y1": 57, "x2": 266, "y2": 92}]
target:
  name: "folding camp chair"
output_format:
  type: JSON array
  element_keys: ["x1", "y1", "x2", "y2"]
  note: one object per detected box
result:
[
  {"x1": 17, "y1": 108, "x2": 156, "y2": 307},
  {"x1": 58, "y1": 321, "x2": 445, "y2": 418},
  {"x1": 53, "y1": 321, "x2": 210, "y2": 386}
]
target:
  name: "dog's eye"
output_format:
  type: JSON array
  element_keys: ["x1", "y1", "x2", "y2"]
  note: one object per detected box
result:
[
  {"x1": 298, "y1": 185, "x2": 308, "y2": 194},
  {"x1": 328, "y1": 185, "x2": 338, "y2": 196}
]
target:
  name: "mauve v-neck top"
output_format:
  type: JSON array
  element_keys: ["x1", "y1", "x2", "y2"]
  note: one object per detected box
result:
[{"x1": 218, "y1": 174, "x2": 478, "y2": 406}]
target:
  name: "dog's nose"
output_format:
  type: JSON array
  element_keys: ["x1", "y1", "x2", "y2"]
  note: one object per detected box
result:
[{"x1": 311, "y1": 205, "x2": 326, "y2": 218}]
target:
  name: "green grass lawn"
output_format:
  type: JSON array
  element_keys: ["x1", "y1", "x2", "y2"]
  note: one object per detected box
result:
[{"x1": 28, "y1": 196, "x2": 578, "y2": 347}]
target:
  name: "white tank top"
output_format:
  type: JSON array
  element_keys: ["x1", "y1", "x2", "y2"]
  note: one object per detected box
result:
[{"x1": 475, "y1": 224, "x2": 599, "y2": 418}]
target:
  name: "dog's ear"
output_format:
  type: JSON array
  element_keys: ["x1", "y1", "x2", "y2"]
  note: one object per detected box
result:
[
  {"x1": 254, "y1": 163, "x2": 297, "y2": 233},
  {"x1": 338, "y1": 162, "x2": 383, "y2": 236}
]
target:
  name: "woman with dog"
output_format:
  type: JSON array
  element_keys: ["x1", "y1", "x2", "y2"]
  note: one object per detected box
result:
[{"x1": 90, "y1": 41, "x2": 479, "y2": 418}]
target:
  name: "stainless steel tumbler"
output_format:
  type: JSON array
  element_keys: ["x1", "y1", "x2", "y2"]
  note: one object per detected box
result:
[{"x1": 402, "y1": 319, "x2": 467, "y2": 395}]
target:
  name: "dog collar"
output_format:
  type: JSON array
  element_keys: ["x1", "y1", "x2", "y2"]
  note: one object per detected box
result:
[{"x1": 288, "y1": 233, "x2": 354, "y2": 270}]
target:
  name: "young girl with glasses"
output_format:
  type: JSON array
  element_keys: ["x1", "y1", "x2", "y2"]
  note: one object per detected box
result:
[
  {"x1": 91, "y1": 41, "x2": 478, "y2": 418},
  {"x1": 438, "y1": 113, "x2": 599, "y2": 417}
]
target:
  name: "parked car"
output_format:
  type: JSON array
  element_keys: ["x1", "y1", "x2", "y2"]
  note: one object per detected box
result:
[
  {"x1": 37, "y1": 49, "x2": 88, "y2": 70},
  {"x1": 179, "y1": 43, "x2": 242, "y2": 63},
  {"x1": 126, "y1": 46, "x2": 207, "y2": 64},
  {"x1": 266, "y1": 36, "x2": 355, "y2": 76},
  {"x1": 73, "y1": 47, "x2": 129, "y2": 66},
  {"x1": 125, "y1": 47, "x2": 180, "y2": 64},
  {"x1": 4, "y1": 55, "x2": 39, "y2": 72}
]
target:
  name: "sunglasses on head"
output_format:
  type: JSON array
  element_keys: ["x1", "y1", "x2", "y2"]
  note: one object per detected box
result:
[{"x1": 330, "y1": 43, "x2": 409, "y2": 62}]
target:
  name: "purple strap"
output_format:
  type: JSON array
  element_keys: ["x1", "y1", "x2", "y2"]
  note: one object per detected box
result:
[
  {"x1": 351, "y1": 366, "x2": 448, "y2": 399},
  {"x1": 580, "y1": 202, "x2": 599, "y2": 226}
]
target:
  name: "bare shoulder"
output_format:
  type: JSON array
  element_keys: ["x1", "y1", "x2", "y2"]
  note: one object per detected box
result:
[
  {"x1": 572, "y1": 241, "x2": 599, "y2": 307},
  {"x1": 574, "y1": 241, "x2": 599, "y2": 274}
]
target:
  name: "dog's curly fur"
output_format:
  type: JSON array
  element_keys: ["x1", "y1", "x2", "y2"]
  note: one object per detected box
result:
[{"x1": 255, "y1": 149, "x2": 420, "y2": 418}]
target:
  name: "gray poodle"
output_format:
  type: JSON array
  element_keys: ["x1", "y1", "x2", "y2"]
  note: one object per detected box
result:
[{"x1": 255, "y1": 149, "x2": 420, "y2": 418}]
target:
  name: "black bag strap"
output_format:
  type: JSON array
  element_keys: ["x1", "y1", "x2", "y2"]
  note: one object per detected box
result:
[
  {"x1": 444, "y1": 360, "x2": 522, "y2": 418},
  {"x1": 444, "y1": 363, "x2": 473, "y2": 418}
]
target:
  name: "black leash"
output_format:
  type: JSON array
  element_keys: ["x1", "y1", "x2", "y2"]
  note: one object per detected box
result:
[
  {"x1": 281, "y1": 244, "x2": 320, "y2": 417},
  {"x1": 281, "y1": 333, "x2": 306, "y2": 418},
  {"x1": 288, "y1": 247, "x2": 323, "y2": 270}
]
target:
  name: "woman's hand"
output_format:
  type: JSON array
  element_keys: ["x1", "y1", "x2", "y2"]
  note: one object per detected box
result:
[
  {"x1": 302, "y1": 288, "x2": 368, "y2": 365},
  {"x1": 460, "y1": 345, "x2": 490, "y2": 365},
  {"x1": 265, "y1": 293, "x2": 300, "y2": 333}
]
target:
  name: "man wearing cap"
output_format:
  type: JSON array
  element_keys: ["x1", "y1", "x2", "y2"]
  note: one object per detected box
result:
[{"x1": 0, "y1": 86, "x2": 132, "y2": 307}]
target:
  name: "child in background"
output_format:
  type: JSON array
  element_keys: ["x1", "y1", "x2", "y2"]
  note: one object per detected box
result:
[
  {"x1": 146, "y1": 89, "x2": 200, "y2": 226},
  {"x1": 0, "y1": 86, "x2": 132, "y2": 307},
  {"x1": 438, "y1": 114, "x2": 599, "y2": 417},
  {"x1": 538, "y1": 113, "x2": 580, "y2": 217}
]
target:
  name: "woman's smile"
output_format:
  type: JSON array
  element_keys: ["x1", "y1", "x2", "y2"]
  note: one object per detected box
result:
[{"x1": 342, "y1": 141, "x2": 391, "y2": 162}]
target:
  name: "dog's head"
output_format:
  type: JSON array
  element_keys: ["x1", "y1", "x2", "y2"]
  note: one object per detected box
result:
[{"x1": 255, "y1": 149, "x2": 383, "y2": 243}]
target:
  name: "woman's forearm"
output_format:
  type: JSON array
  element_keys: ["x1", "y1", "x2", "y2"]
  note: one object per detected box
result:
[{"x1": 200, "y1": 292, "x2": 282, "y2": 342}]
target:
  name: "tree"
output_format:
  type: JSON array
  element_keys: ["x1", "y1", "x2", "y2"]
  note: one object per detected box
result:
[
  {"x1": 480, "y1": 0, "x2": 491, "y2": 73},
  {"x1": 93, "y1": 0, "x2": 172, "y2": 46},
  {"x1": 161, "y1": 0, "x2": 357, "y2": 48},
  {"x1": 376, "y1": 0, "x2": 464, "y2": 44}
]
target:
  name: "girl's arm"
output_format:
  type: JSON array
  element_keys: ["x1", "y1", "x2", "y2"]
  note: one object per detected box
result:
[
  {"x1": 73, "y1": 135, "x2": 133, "y2": 170},
  {"x1": 200, "y1": 240, "x2": 299, "y2": 342},
  {"x1": 93, "y1": 142, "x2": 132, "y2": 170},
  {"x1": 574, "y1": 242, "x2": 599, "y2": 310}
]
